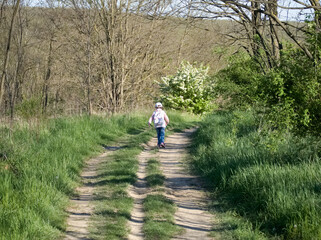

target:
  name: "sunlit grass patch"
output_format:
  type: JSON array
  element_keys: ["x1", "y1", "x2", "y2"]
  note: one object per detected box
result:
[
  {"x1": 0, "y1": 113, "x2": 149, "y2": 239},
  {"x1": 211, "y1": 212, "x2": 268, "y2": 240},
  {"x1": 143, "y1": 194, "x2": 181, "y2": 240},
  {"x1": 166, "y1": 110, "x2": 200, "y2": 133},
  {"x1": 143, "y1": 156, "x2": 181, "y2": 239},
  {"x1": 90, "y1": 192, "x2": 133, "y2": 239},
  {"x1": 89, "y1": 110, "x2": 198, "y2": 239},
  {"x1": 146, "y1": 158, "x2": 165, "y2": 188}
]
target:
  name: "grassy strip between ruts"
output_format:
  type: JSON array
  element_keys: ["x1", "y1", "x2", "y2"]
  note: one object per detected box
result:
[
  {"x1": 143, "y1": 158, "x2": 182, "y2": 240},
  {"x1": 0, "y1": 110, "x2": 199, "y2": 240},
  {"x1": 146, "y1": 158, "x2": 165, "y2": 188},
  {"x1": 89, "y1": 129, "x2": 155, "y2": 239},
  {"x1": 190, "y1": 110, "x2": 321, "y2": 240},
  {"x1": 143, "y1": 194, "x2": 180, "y2": 240},
  {"x1": 88, "y1": 110, "x2": 199, "y2": 239}
]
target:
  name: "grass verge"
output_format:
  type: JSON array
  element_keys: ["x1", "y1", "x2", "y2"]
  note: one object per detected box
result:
[
  {"x1": 144, "y1": 194, "x2": 180, "y2": 240},
  {"x1": 190, "y1": 110, "x2": 321, "y2": 239},
  {"x1": 89, "y1": 146, "x2": 147, "y2": 239}
]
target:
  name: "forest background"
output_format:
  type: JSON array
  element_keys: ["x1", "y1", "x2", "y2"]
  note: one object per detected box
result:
[
  {"x1": 0, "y1": 0, "x2": 231, "y2": 119},
  {"x1": 0, "y1": 0, "x2": 319, "y2": 125},
  {"x1": 0, "y1": 0, "x2": 320, "y2": 136}
]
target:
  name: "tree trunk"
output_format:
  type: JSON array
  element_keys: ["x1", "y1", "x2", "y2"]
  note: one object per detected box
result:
[
  {"x1": 251, "y1": 1, "x2": 261, "y2": 58},
  {"x1": 0, "y1": 0, "x2": 20, "y2": 109},
  {"x1": 10, "y1": 7, "x2": 24, "y2": 119},
  {"x1": 269, "y1": 13, "x2": 314, "y2": 60},
  {"x1": 0, "y1": 0, "x2": 8, "y2": 21},
  {"x1": 42, "y1": 35, "x2": 54, "y2": 114},
  {"x1": 266, "y1": 0, "x2": 280, "y2": 63},
  {"x1": 309, "y1": 0, "x2": 321, "y2": 29},
  {"x1": 86, "y1": 33, "x2": 92, "y2": 115}
]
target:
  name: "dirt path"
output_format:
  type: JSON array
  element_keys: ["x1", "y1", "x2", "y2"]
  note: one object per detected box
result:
[
  {"x1": 64, "y1": 129, "x2": 213, "y2": 240},
  {"x1": 159, "y1": 129, "x2": 213, "y2": 239},
  {"x1": 64, "y1": 153, "x2": 107, "y2": 240},
  {"x1": 127, "y1": 140, "x2": 157, "y2": 240},
  {"x1": 128, "y1": 129, "x2": 214, "y2": 240},
  {"x1": 64, "y1": 148, "x2": 120, "y2": 240}
]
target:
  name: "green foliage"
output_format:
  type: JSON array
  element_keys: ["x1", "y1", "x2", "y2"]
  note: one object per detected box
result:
[
  {"x1": 214, "y1": 41, "x2": 321, "y2": 135},
  {"x1": 214, "y1": 54, "x2": 262, "y2": 109},
  {"x1": 305, "y1": 17, "x2": 321, "y2": 63},
  {"x1": 190, "y1": 110, "x2": 321, "y2": 239},
  {"x1": 158, "y1": 61, "x2": 215, "y2": 114},
  {"x1": 275, "y1": 44, "x2": 321, "y2": 135},
  {"x1": 15, "y1": 97, "x2": 42, "y2": 119}
]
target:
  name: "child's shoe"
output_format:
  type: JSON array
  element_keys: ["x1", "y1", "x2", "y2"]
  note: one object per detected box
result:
[{"x1": 160, "y1": 142, "x2": 165, "y2": 148}]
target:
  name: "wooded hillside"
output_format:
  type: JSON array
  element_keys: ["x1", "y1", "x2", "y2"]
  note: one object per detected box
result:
[
  {"x1": 1, "y1": 0, "x2": 320, "y2": 122},
  {"x1": 0, "y1": 2, "x2": 232, "y2": 118}
]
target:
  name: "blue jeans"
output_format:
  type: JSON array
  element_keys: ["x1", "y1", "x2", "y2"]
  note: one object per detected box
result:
[{"x1": 156, "y1": 127, "x2": 165, "y2": 145}]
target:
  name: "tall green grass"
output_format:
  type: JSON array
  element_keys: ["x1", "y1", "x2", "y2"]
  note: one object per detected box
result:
[
  {"x1": 190, "y1": 110, "x2": 321, "y2": 239},
  {"x1": 0, "y1": 113, "x2": 149, "y2": 240}
]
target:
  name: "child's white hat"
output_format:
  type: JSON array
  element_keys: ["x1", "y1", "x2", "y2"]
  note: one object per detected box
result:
[{"x1": 155, "y1": 102, "x2": 163, "y2": 108}]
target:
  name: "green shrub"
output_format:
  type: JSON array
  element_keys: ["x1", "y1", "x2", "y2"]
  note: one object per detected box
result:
[
  {"x1": 214, "y1": 41, "x2": 321, "y2": 136},
  {"x1": 15, "y1": 97, "x2": 42, "y2": 119},
  {"x1": 214, "y1": 53, "x2": 262, "y2": 109}
]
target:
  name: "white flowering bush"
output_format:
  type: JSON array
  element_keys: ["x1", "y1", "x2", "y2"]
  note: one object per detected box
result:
[{"x1": 158, "y1": 62, "x2": 214, "y2": 114}]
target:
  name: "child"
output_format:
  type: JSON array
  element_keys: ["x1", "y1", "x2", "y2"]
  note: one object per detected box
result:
[{"x1": 148, "y1": 102, "x2": 170, "y2": 148}]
